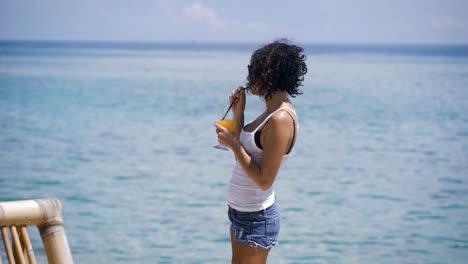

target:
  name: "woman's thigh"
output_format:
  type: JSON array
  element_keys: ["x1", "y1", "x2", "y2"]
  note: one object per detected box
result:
[{"x1": 231, "y1": 230, "x2": 269, "y2": 264}]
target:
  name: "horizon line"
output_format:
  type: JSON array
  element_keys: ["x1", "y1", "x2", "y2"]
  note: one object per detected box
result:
[{"x1": 1, "y1": 39, "x2": 468, "y2": 47}]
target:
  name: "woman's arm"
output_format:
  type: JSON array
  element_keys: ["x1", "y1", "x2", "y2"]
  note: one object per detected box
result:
[{"x1": 216, "y1": 111, "x2": 294, "y2": 190}]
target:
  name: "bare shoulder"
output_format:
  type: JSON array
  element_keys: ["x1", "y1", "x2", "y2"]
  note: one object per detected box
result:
[
  {"x1": 266, "y1": 108, "x2": 295, "y2": 131},
  {"x1": 272, "y1": 107, "x2": 295, "y2": 123}
]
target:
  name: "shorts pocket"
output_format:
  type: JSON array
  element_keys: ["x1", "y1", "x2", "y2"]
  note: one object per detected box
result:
[
  {"x1": 265, "y1": 216, "x2": 280, "y2": 245},
  {"x1": 249, "y1": 220, "x2": 266, "y2": 240}
]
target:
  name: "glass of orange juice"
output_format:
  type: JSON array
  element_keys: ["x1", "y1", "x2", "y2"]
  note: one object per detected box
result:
[{"x1": 214, "y1": 111, "x2": 237, "y2": 151}]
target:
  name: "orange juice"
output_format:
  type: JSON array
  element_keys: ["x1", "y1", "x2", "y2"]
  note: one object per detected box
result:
[{"x1": 217, "y1": 120, "x2": 237, "y2": 132}]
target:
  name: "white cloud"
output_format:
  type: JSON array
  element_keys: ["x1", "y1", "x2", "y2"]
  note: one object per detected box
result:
[
  {"x1": 181, "y1": 2, "x2": 279, "y2": 34},
  {"x1": 182, "y1": 2, "x2": 226, "y2": 29}
]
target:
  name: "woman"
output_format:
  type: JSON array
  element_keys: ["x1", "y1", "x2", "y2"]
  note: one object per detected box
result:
[{"x1": 215, "y1": 39, "x2": 307, "y2": 263}]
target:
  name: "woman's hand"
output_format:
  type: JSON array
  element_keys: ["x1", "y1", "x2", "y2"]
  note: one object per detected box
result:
[
  {"x1": 229, "y1": 86, "x2": 246, "y2": 116},
  {"x1": 215, "y1": 124, "x2": 239, "y2": 151}
]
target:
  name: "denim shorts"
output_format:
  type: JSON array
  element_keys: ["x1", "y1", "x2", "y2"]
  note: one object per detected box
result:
[{"x1": 228, "y1": 201, "x2": 280, "y2": 250}]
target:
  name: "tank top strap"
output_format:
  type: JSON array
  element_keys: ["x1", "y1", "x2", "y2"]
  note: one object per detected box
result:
[
  {"x1": 279, "y1": 107, "x2": 297, "y2": 120},
  {"x1": 252, "y1": 106, "x2": 297, "y2": 133}
]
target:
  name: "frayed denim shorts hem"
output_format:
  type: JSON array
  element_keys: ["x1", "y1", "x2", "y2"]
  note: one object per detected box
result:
[{"x1": 228, "y1": 201, "x2": 280, "y2": 250}]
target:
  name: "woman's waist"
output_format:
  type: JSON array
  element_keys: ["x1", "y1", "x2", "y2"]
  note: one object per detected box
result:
[
  {"x1": 228, "y1": 181, "x2": 275, "y2": 208},
  {"x1": 227, "y1": 188, "x2": 276, "y2": 212},
  {"x1": 228, "y1": 199, "x2": 279, "y2": 218}
]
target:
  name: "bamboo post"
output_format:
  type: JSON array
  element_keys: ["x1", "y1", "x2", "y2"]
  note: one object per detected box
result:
[
  {"x1": 20, "y1": 226, "x2": 36, "y2": 264},
  {"x1": 36, "y1": 199, "x2": 73, "y2": 264},
  {"x1": 18, "y1": 229, "x2": 27, "y2": 264},
  {"x1": 1, "y1": 227, "x2": 15, "y2": 264},
  {"x1": 10, "y1": 226, "x2": 26, "y2": 264},
  {"x1": 0, "y1": 199, "x2": 73, "y2": 264}
]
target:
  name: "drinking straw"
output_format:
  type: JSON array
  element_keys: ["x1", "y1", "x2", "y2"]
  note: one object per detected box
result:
[{"x1": 221, "y1": 87, "x2": 248, "y2": 120}]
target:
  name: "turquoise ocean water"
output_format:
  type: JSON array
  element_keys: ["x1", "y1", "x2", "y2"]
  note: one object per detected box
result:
[{"x1": 1, "y1": 42, "x2": 468, "y2": 263}]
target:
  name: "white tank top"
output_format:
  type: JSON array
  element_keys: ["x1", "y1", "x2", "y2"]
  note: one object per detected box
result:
[{"x1": 228, "y1": 107, "x2": 297, "y2": 212}]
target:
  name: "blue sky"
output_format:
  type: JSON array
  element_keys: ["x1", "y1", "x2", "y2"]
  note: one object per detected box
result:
[{"x1": 1, "y1": 0, "x2": 467, "y2": 44}]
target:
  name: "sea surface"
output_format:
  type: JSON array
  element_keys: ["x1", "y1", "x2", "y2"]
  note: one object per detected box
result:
[{"x1": 1, "y1": 41, "x2": 468, "y2": 263}]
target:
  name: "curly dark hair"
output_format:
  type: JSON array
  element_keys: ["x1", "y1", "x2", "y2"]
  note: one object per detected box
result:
[{"x1": 247, "y1": 39, "x2": 307, "y2": 100}]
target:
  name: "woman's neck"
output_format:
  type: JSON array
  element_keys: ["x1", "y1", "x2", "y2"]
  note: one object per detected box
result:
[{"x1": 265, "y1": 91, "x2": 290, "y2": 112}]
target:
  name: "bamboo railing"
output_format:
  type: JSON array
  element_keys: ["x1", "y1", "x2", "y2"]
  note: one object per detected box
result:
[{"x1": 0, "y1": 198, "x2": 73, "y2": 264}]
